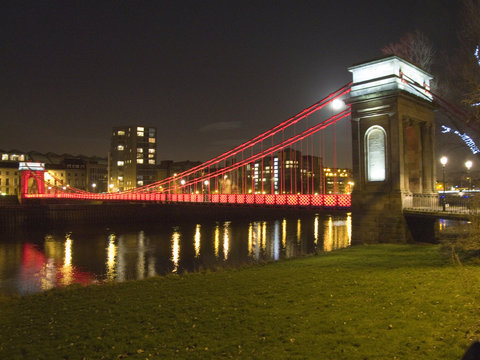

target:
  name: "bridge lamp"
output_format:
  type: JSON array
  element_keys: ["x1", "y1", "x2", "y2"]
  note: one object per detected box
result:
[
  {"x1": 204, "y1": 180, "x2": 209, "y2": 186},
  {"x1": 440, "y1": 156, "x2": 448, "y2": 211},
  {"x1": 91, "y1": 183, "x2": 96, "y2": 192},
  {"x1": 331, "y1": 98, "x2": 344, "y2": 110},
  {"x1": 180, "y1": 179, "x2": 186, "y2": 186}
]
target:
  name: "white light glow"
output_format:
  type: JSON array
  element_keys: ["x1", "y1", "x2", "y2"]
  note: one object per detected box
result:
[
  {"x1": 331, "y1": 98, "x2": 344, "y2": 110},
  {"x1": 349, "y1": 56, "x2": 433, "y2": 101},
  {"x1": 441, "y1": 125, "x2": 480, "y2": 154}
]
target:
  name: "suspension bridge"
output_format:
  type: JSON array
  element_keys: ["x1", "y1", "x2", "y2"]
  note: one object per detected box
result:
[
  {"x1": 17, "y1": 56, "x2": 477, "y2": 243},
  {"x1": 21, "y1": 83, "x2": 353, "y2": 208}
]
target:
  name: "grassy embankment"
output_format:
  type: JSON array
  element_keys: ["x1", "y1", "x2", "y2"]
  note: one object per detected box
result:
[{"x1": 1, "y1": 244, "x2": 479, "y2": 359}]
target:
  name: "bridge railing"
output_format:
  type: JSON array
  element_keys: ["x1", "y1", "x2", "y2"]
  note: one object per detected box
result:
[
  {"x1": 23, "y1": 193, "x2": 352, "y2": 209},
  {"x1": 403, "y1": 193, "x2": 476, "y2": 214}
]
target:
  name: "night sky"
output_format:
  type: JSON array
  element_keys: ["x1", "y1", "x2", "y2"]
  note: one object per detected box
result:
[{"x1": 1, "y1": 1, "x2": 460, "y2": 166}]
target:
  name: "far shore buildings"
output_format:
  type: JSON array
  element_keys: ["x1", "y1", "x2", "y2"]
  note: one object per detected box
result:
[
  {"x1": 108, "y1": 126, "x2": 157, "y2": 192},
  {"x1": 0, "y1": 150, "x2": 108, "y2": 196},
  {"x1": 0, "y1": 144, "x2": 355, "y2": 199}
]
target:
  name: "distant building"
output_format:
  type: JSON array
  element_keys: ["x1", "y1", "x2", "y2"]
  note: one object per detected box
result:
[
  {"x1": 109, "y1": 126, "x2": 157, "y2": 191},
  {"x1": 0, "y1": 150, "x2": 107, "y2": 196},
  {"x1": 243, "y1": 149, "x2": 324, "y2": 194},
  {"x1": 157, "y1": 160, "x2": 202, "y2": 181},
  {"x1": 324, "y1": 168, "x2": 353, "y2": 194},
  {"x1": 0, "y1": 162, "x2": 21, "y2": 196}
]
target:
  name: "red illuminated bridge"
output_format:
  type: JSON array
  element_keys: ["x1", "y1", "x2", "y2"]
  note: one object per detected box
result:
[{"x1": 21, "y1": 83, "x2": 353, "y2": 209}]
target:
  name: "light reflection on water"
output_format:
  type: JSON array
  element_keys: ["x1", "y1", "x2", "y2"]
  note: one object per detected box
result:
[{"x1": 0, "y1": 213, "x2": 352, "y2": 295}]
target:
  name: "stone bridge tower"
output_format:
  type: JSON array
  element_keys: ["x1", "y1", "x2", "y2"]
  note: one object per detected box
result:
[{"x1": 348, "y1": 56, "x2": 436, "y2": 244}]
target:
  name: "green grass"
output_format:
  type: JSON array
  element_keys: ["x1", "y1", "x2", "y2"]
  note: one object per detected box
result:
[{"x1": 1, "y1": 244, "x2": 479, "y2": 359}]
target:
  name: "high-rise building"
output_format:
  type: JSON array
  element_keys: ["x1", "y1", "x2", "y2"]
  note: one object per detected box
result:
[{"x1": 108, "y1": 126, "x2": 157, "y2": 191}]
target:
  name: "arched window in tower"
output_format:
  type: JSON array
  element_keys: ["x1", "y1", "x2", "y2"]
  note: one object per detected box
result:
[{"x1": 365, "y1": 125, "x2": 386, "y2": 182}]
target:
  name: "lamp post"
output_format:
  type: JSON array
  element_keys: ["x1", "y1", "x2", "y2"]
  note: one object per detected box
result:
[
  {"x1": 465, "y1": 160, "x2": 473, "y2": 191},
  {"x1": 440, "y1": 156, "x2": 448, "y2": 211},
  {"x1": 91, "y1": 183, "x2": 97, "y2": 193},
  {"x1": 204, "y1": 180, "x2": 209, "y2": 202}
]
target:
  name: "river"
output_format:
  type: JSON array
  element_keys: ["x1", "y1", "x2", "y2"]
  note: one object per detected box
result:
[{"x1": 0, "y1": 211, "x2": 352, "y2": 296}]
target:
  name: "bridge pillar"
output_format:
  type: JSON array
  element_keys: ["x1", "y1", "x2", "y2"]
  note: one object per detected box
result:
[
  {"x1": 19, "y1": 162, "x2": 46, "y2": 200},
  {"x1": 348, "y1": 56, "x2": 436, "y2": 244}
]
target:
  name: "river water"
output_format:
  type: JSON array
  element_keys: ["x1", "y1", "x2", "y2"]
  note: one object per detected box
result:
[{"x1": 0, "y1": 211, "x2": 352, "y2": 296}]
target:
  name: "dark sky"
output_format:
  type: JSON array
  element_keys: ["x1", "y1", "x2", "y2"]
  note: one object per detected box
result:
[{"x1": 1, "y1": 0, "x2": 460, "y2": 166}]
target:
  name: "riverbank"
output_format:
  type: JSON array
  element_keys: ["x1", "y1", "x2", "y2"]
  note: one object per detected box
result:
[{"x1": 0, "y1": 244, "x2": 478, "y2": 359}]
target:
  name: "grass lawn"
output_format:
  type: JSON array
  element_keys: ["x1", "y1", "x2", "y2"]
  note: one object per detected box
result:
[{"x1": 1, "y1": 244, "x2": 479, "y2": 359}]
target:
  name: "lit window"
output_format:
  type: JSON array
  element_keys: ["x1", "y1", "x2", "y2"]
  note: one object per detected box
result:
[
  {"x1": 148, "y1": 148, "x2": 155, "y2": 153},
  {"x1": 117, "y1": 145, "x2": 124, "y2": 151},
  {"x1": 366, "y1": 125, "x2": 386, "y2": 182},
  {"x1": 137, "y1": 127, "x2": 144, "y2": 131},
  {"x1": 137, "y1": 180, "x2": 144, "y2": 186},
  {"x1": 137, "y1": 131, "x2": 144, "y2": 137},
  {"x1": 1, "y1": 154, "x2": 8, "y2": 160},
  {"x1": 148, "y1": 154, "x2": 154, "y2": 158},
  {"x1": 117, "y1": 161, "x2": 124, "y2": 166},
  {"x1": 137, "y1": 159, "x2": 144, "y2": 164},
  {"x1": 148, "y1": 138, "x2": 155, "y2": 143},
  {"x1": 148, "y1": 159, "x2": 155, "y2": 165},
  {"x1": 118, "y1": 176, "x2": 123, "y2": 181},
  {"x1": 137, "y1": 148, "x2": 143, "y2": 153},
  {"x1": 117, "y1": 130, "x2": 125, "y2": 136}
]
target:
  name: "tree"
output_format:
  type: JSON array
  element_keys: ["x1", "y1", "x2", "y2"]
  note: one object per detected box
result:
[
  {"x1": 455, "y1": 0, "x2": 480, "y2": 123},
  {"x1": 382, "y1": 30, "x2": 435, "y2": 73}
]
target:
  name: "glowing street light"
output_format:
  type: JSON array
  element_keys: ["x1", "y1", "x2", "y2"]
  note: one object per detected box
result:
[
  {"x1": 203, "y1": 180, "x2": 210, "y2": 202},
  {"x1": 91, "y1": 183, "x2": 97, "y2": 193},
  {"x1": 465, "y1": 160, "x2": 473, "y2": 191},
  {"x1": 180, "y1": 179, "x2": 186, "y2": 185},
  {"x1": 440, "y1": 156, "x2": 448, "y2": 211},
  {"x1": 331, "y1": 98, "x2": 344, "y2": 111}
]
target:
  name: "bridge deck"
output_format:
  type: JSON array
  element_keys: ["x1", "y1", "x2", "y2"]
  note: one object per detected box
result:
[{"x1": 23, "y1": 193, "x2": 352, "y2": 209}]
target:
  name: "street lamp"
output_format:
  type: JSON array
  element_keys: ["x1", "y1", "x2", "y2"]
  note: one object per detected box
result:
[
  {"x1": 331, "y1": 98, "x2": 344, "y2": 111},
  {"x1": 203, "y1": 180, "x2": 210, "y2": 202},
  {"x1": 440, "y1": 156, "x2": 448, "y2": 211},
  {"x1": 465, "y1": 160, "x2": 473, "y2": 191},
  {"x1": 91, "y1": 183, "x2": 97, "y2": 193}
]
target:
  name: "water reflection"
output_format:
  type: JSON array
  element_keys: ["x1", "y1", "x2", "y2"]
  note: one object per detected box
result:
[
  {"x1": 214, "y1": 224, "x2": 220, "y2": 258},
  {"x1": 106, "y1": 234, "x2": 117, "y2": 281},
  {"x1": 0, "y1": 212, "x2": 353, "y2": 295},
  {"x1": 323, "y1": 213, "x2": 352, "y2": 251},
  {"x1": 194, "y1": 224, "x2": 201, "y2": 257},
  {"x1": 171, "y1": 229, "x2": 180, "y2": 273},
  {"x1": 314, "y1": 215, "x2": 319, "y2": 245},
  {"x1": 223, "y1": 222, "x2": 230, "y2": 260},
  {"x1": 61, "y1": 235, "x2": 73, "y2": 286}
]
